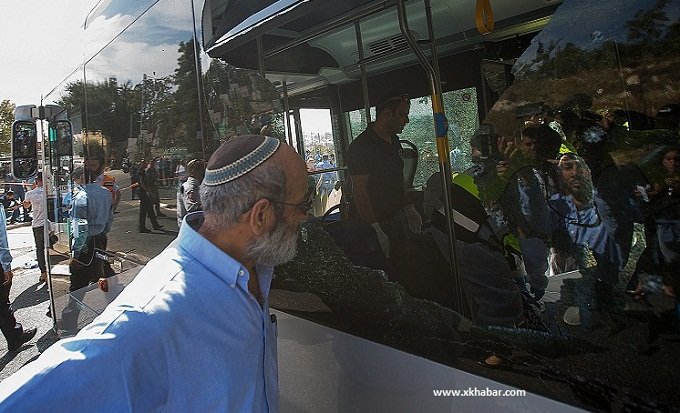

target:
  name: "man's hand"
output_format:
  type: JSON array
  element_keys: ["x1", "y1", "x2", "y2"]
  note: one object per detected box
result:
[
  {"x1": 3, "y1": 270, "x2": 13, "y2": 286},
  {"x1": 404, "y1": 204, "x2": 422, "y2": 234},
  {"x1": 371, "y1": 222, "x2": 390, "y2": 258}
]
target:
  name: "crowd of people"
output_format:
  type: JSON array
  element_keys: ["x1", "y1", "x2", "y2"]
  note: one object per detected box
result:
[
  {"x1": 457, "y1": 98, "x2": 680, "y2": 327},
  {"x1": 305, "y1": 153, "x2": 340, "y2": 216}
]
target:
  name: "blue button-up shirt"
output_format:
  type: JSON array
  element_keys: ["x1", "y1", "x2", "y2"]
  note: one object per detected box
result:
[
  {"x1": 0, "y1": 212, "x2": 279, "y2": 412},
  {"x1": 0, "y1": 208, "x2": 12, "y2": 272}
]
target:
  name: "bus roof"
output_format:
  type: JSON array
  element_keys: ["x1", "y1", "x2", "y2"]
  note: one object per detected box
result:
[{"x1": 204, "y1": 0, "x2": 561, "y2": 88}]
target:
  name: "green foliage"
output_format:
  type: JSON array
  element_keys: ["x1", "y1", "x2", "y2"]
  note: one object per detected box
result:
[
  {"x1": 517, "y1": 1, "x2": 679, "y2": 81},
  {"x1": 0, "y1": 100, "x2": 15, "y2": 155},
  {"x1": 54, "y1": 36, "x2": 282, "y2": 161}
]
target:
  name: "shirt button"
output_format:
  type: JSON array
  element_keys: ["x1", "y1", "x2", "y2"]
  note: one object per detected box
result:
[{"x1": 238, "y1": 269, "x2": 244, "y2": 277}]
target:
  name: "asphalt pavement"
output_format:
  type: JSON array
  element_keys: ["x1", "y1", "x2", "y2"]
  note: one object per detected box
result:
[{"x1": 0, "y1": 170, "x2": 180, "y2": 380}]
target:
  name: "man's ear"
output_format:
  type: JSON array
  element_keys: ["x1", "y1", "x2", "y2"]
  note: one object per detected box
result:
[{"x1": 247, "y1": 198, "x2": 274, "y2": 235}]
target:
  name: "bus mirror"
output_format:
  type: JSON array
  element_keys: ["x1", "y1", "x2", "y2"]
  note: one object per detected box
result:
[
  {"x1": 11, "y1": 120, "x2": 38, "y2": 179},
  {"x1": 53, "y1": 120, "x2": 74, "y2": 157}
]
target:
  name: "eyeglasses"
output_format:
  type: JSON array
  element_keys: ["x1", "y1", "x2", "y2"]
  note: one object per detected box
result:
[{"x1": 269, "y1": 194, "x2": 314, "y2": 215}]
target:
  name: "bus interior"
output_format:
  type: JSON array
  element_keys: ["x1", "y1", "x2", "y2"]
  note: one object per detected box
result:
[{"x1": 202, "y1": 0, "x2": 680, "y2": 411}]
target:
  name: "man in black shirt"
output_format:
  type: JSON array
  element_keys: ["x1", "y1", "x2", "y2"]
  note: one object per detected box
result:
[
  {"x1": 138, "y1": 159, "x2": 163, "y2": 233},
  {"x1": 346, "y1": 94, "x2": 422, "y2": 259}
]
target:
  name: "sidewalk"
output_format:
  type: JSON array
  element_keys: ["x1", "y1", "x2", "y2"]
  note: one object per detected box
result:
[{"x1": 0, "y1": 183, "x2": 180, "y2": 379}]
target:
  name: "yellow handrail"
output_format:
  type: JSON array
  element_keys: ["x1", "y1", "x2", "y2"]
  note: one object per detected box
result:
[{"x1": 475, "y1": 0, "x2": 494, "y2": 35}]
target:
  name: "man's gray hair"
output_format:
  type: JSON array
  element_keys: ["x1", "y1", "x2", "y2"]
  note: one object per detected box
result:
[{"x1": 200, "y1": 162, "x2": 286, "y2": 228}]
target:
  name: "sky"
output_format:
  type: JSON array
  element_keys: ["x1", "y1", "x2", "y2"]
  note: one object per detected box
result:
[{"x1": 0, "y1": 1, "x2": 93, "y2": 106}]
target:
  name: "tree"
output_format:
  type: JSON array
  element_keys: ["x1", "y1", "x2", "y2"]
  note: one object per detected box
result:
[
  {"x1": 0, "y1": 100, "x2": 15, "y2": 155},
  {"x1": 165, "y1": 39, "x2": 204, "y2": 155},
  {"x1": 626, "y1": 0, "x2": 669, "y2": 43}
]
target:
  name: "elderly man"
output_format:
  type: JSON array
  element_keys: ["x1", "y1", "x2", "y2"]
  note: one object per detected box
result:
[{"x1": 0, "y1": 135, "x2": 309, "y2": 412}]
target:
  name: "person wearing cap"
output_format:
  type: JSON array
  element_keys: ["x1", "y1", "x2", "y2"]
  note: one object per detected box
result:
[
  {"x1": 0, "y1": 135, "x2": 309, "y2": 411},
  {"x1": 22, "y1": 174, "x2": 48, "y2": 283},
  {"x1": 346, "y1": 93, "x2": 422, "y2": 271},
  {"x1": 176, "y1": 158, "x2": 205, "y2": 228}
]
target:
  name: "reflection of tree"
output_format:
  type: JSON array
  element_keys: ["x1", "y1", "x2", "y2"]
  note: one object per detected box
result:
[
  {"x1": 626, "y1": 0, "x2": 670, "y2": 43},
  {"x1": 56, "y1": 37, "x2": 282, "y2": 161},
  {"x1": 0, "y1": 100, "x2": 15, "y2": 155},
  {"x1": 59, "y1": 78, "x2": 135, "y2": 159},
  {"x1": 516, "y1": 2, "x2": 678, "y2": 81},
  {"x1": 204, "y1": 59, "x2": 281, "y2": 140},
  {"x1": 165, "y1": 39, "x2": 204, "y2": 155}
]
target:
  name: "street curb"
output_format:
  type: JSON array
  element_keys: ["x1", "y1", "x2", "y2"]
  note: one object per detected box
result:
[{"x1": 6, "y1": 221, "x2": 32, "y2": 230}]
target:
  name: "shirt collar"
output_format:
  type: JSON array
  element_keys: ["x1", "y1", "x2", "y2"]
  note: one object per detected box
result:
[{"x1": 180, "y1": 212, "x2": 274, "y2": 298}]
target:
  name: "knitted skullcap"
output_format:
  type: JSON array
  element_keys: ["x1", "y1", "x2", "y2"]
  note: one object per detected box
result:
[{"x1": 204, "y1": 135, "x2": 280, "y2": 186}]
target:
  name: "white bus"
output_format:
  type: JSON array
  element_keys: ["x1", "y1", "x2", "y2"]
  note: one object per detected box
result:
[{"x1": 36, "y1": 0, "x2": 680, "y2": 411}]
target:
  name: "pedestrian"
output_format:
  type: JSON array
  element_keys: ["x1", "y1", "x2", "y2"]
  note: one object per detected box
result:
[
  {"x1": 175, "y1": 159, "x2": 188, "y2": 187},
  {"x1": 1, "y1": 191, "x2": 21, "y2": 224},
  {"x1": 66, "y1": 166, "x2": 113, "y2": 292},
  {"x1": 8, "y1": 179, "x2": 27, "y2": 222},
  {"x1": 0, "y1": 205, "x2": 37, "y2": 352},
  {"x1": 147, "y1": 159, "x2": 166, "y2": 217},
  {"x1": 137, "y1": 159, "x2": 163, "y2": 232},
  {"x1": 86, "y1": 153, "x2": 120, "y2": 279},
  {"x1": 22, "y1": 174, "x2": 48, "y2": 283},
  {"x1": 129, "y1": 161, "x2": 140, "y2": 200},
  {"x1": 176, "y1": 159, "x2": 205, "y2": 227},
  {"x1": 0, "y1": 135, "x2": 309, "y2": 411}
]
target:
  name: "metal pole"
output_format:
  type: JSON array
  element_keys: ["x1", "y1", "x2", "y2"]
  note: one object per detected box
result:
[
  {"x1": 396, "y1": 0, "x2": 468, "y2": 317},
  {"x1": 190, "y1": 0, "x2": 206, "y2": 160},
  {"x1": 139, "y1": 74, "x2": 145, "y2": 155},
  {"x1": 83, "y1": 64, "x2": 89, "y2": 158},
  {"x1": 282, "y1": 82, "x2": 294, "y2": 147},
  {"x1": 39, "y1": 116, "x2": 57, "y2": 331},
  {"x1": 293, "y1": 108, "x2": 304, "y2": 154},
  {"x1": 354, "y1": 21, "x2": 371, "y2": 123},
  {"x1": 256, "y1": 36, "x2": 266, "y2": 78}
]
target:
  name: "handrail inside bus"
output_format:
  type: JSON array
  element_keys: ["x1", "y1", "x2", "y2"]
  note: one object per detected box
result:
[{"x1": 396, "y1": 0, "x2": 470, "y2": 318}]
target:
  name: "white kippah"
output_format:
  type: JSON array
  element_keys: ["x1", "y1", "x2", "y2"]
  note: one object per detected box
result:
[{"x1": 203, "y1": 135, "x2": 280, "y2": 186}]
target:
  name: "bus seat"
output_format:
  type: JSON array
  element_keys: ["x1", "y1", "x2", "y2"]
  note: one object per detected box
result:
[{"x1": 400, "y1": 139, "x2": 418, "y2": 190}]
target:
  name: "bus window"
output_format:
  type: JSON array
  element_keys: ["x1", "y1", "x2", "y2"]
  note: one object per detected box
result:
[
  {"x1": 346, "y1": 88, "x2": 479, "y2": 188},
  {"x1": 212, "y1": 0, "x2": 680, "y2": 410},
  {"x1": 298, "y1": 108, "x2": 342, "y2": 217}
]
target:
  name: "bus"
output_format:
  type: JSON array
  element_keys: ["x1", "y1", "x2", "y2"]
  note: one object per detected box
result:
[{"x1": 36, "y1": 0, "x2": 680, "y2": 411}]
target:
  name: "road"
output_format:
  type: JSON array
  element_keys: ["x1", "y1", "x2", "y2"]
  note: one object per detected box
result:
[{"x1": 0, "y1": 170, "x2": 180, "y2": 380}]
